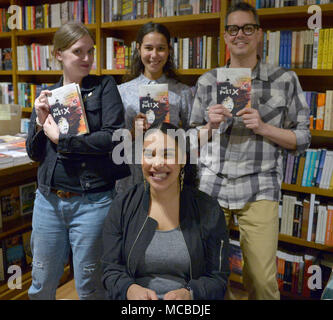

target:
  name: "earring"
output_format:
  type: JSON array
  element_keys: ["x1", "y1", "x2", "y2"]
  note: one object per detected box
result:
[{"x1": 180, "y1": 167, "x2": 185, "y2": 192}]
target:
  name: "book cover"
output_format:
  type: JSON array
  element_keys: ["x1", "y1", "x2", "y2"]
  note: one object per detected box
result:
[
  {"x1": 19, "y1": 182, "x2": 37, "y2": 216},
  {"x1": 228, "y1": 239, "x2": 243, "y2": 276},
  {"x1": 217, "y1": 68, "x2": 251, "y2": 116},
  {"x1": 139, "y1": 83, "x2": 169, "y2": 127},
  {"x1": 48, "y1": 83, "x2": 89, "y2": 135},
  {"x1": 115, "y1": 45, "x2": 125, "y2": 69},
  {"x1": 0, "y1": 186, "x2": 20, "y2": 222},
  {"x1": 4, "y1": 234, "x2": 26, "y2": 272},
  {"x1": 2, "y1": 48, "x2": 12, "y2": 70},
  {"x1": 21, "y1": 230, "x2": 32, "y2": 267}
]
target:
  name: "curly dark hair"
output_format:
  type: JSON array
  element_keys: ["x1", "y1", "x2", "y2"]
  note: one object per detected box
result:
[
  {"x1": 123, "y1": 22, "x2": 178, "y2": 82},
  {"x1": 144, "y1": 121, "x2": 199, "y2": 189}
]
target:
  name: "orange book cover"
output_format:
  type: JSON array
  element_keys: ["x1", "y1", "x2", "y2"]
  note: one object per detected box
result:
[
  {"x1": 301, "y1": 199, "x2": 310, "y2": 240},
  {"x1": 324, "y1": 206, "x2": 333, "y2": 246},
  {"x1": 115, "y1": 45, "x2": 125, "y2": 69},
  {"x1": 48, "y1": 83, "x2": 89, "y2": 135},
  {"x1": 316, "y1": 93, "x2": 326, "y2": 130}
]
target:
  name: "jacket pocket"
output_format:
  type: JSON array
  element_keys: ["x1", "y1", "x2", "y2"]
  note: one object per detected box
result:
[{"x1": 84, "y1": 94, "x2": 102, "y2": 131}]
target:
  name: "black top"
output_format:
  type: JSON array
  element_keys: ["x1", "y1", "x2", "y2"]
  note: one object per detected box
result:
[
  {"x1": 101, "y1": 183, "x2": 230, "y2": 300},
  {"x1": 26, "y1": 75, "x2": 130, "y2": 195}
]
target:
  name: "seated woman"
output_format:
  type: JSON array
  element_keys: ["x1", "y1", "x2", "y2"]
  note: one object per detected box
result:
[{"x1": 102, "y1": 122, "x2": 230, "y2": 300}]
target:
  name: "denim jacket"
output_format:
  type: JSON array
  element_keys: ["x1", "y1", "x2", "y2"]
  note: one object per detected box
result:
[{"x1": 26, "y1": 75, "x2": 130, "y2": 196}]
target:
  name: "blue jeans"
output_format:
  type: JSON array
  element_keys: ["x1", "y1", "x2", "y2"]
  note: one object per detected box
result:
[{"x1": 28, "y1": 188, "x2": 114, "y2": 300}]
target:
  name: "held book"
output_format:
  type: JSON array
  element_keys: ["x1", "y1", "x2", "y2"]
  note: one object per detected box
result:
[
  {"x1": 48, "y1": 83, "x2": 89, "y2": 135},
  {"x1": 217, "y1": 68, "x2": 251, "y2": 116},
  {"x1": 139, "y1": 83, "x2": 169, "y2": 127}
]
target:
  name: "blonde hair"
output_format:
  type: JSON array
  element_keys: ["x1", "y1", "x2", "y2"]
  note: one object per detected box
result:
[{"x1": 53, "y1": 21, "x2": 95, "y2": 58}]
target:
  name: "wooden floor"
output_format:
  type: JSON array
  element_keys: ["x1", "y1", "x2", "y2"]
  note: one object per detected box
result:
[
  {"x1": 56, "y1": 279, "x2": 79, "y2": 300},
  {"x1": 55, "y1": 279, "x2": 248, "y2": 300}
]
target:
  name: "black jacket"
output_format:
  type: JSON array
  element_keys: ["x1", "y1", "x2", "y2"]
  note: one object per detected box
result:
[
  {"x1": 101, "y1": 183, "x2": 230, "y2": 300},
  {"x1": 26, "y1": 75, "x2": 130, "y2": 195}
]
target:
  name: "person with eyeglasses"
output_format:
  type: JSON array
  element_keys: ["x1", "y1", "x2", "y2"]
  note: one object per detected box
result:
[{"x1": 189, "y1": 2, "x2": 310, "y2": 300}]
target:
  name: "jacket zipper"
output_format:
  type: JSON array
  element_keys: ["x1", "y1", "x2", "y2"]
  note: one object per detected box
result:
[
  {"x1": 219, "y1": 240, "x2": 224, "y2": 272},
  {"x1": 127, "y1": 215, "x2": 149, "y2": 276}
]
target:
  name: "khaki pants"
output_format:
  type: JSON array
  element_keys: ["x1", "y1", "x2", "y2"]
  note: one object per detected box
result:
[{"x1": 223, "y1": 200, "x2": 280, "y2": 300}]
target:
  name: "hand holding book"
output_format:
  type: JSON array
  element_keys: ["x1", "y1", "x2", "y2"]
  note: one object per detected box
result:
[
  {"x1": 206, "y1": 104, "x2": 233, "y2": 129},
  {"x1": 34, "y1": 90, "x2": 52, "y2": 126},
  {"x1": 43, "y1": 114, "x2": 60, "y2": 145}
]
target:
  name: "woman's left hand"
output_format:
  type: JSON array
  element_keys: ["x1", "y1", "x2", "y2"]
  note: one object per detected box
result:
[
  {"x1": 43, "y1": 114, "x2": 60, "y2": 144},
  {"x1": 163, "y1": 288, "x2": 191, "y2": 300}
]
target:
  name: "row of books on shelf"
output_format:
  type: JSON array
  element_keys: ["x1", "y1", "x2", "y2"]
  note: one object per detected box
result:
[
  {"x1": 173, "y1": 36, "x2": 220, "y2": 70},
  {"x1": 305, "y1": 90, "x2": 333, "y2": 131},
  {"x1": 102, "y1": 0, "x2": 221, "y2": 22},
  {"x1": 16, "y1": 44, "x2": 97, "y2": 72},
  {"x1": 0, "y1": 135, "x2": 31, "y2": 171},
  {"x1": 17, "y1": 83, "x2": 50, "y2": 109},
  {"x1": 259, "y1": 29, "x2": 333, "y2": 70},
  {"x1": 0, "y1": 8, "x2": 10, "y2": 33},
  {"x1": 0, "y1": 230, "x2": 32, "y2": 284},
  {"x1": 283, "y1": 148, "x2": 333, "y2": 189},
  {"x1": 11, "y1": 0, "x2": 96, "y2": 31},
  {"x1": 0, "y1": 48, "x2": 12, "y2": 71},
  {"x1": 279, "y1": 193, "x2": 333, "y2": 245},
  {"x1": 106, "y1": 35, "x2": 220, "y2": 70},
  {"x1": 254, "y1": 0, "x2": 333, "y2": 8},
  {"x1": 0, "y1": 179, "x2": 37, "y2": 230},
  {"x1": 16, "y1": 44, "x2": 61, "y2": 72},
  {"x1": 229, "y1": 239, "x2": 333, "y2": 298}
]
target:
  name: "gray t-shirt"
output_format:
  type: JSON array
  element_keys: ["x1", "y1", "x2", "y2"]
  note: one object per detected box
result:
[{"x1": 135, "y1": 226, "x2": 191, "y2": 299}]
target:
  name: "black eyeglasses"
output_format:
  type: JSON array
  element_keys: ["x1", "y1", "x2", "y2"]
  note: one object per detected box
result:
[{"x1": 225, "y1": 24, "x2": 260, "y2": 36}]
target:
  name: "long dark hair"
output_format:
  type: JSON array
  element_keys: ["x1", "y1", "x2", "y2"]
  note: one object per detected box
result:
[
  {"x1": 144, "y1": 121, "x2": 199, "y2": 189},
  {"x1": 123, "y1": 22, "x2": 178, "y2": 82}
]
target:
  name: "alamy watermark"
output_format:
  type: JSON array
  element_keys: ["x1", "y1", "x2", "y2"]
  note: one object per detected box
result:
[
  {"x1": 3, "y1": 263, "x2": 324, "y2": 291},
  {"x1": 5, "y1": 4, "x2": 323, "y2": 30}
]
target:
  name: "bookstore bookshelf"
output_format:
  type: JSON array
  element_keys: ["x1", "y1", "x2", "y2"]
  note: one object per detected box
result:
[{"x1": 0, "y1": 0, "x2": 332, "y2": 300}]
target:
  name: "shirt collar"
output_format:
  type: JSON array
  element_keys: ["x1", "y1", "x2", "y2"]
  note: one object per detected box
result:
[{"x1": 138, "y1": 73, "x2": 168, "y2": 84}]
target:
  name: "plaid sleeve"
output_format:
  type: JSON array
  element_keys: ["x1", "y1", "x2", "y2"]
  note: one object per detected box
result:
[{"x1": 284, "y1": 71, "x2": 311, "y2": 154}]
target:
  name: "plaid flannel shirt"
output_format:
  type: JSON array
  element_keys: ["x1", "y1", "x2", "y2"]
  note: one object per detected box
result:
[{"x1": 189, "y1": 61, "x2": 311, "y2": 209}]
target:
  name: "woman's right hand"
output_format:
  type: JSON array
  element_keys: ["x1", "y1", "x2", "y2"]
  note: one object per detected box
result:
[
  {"x1": 127, "y1": 284, "x2": 158, "y2": 300},
  {"x1": 34, "y1": 90, "x2": 52, "y2": 126}
]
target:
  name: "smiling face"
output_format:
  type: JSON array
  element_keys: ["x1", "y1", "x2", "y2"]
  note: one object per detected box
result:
[
  {"x1": 56, "y1": 34, "x2": 95, "y2": 84},
  {"x1": 142, "y1": 130, "x2": 185, "y2": 193},
  {"x1": 224, "y1": 10, "x2": 261, "y2": 62},
  {"x1": 138, "y1": 31, "x2": 170, "y2": 80}
]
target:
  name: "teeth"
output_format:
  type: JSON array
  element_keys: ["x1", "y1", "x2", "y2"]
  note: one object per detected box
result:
[{"x1": 152, "y1": 173, "x2": 167, "y2": 178}]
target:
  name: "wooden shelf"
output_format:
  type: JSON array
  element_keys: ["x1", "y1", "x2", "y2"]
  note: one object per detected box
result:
[
  {"x1": 102, "y1": 69, "x2": 127, "y2": 75},
  {"x1": 0, "y1": 215, "x2": 32, "y2": 240},
  {"x1": 258, "y1": 4, "x2": 333, "y2": 19},
  {"x1": 0, "y1": 70, "x2": 13, "y2": 76},
  {"x1": 0, "y1": 31, "x2": 12, "y2": 39},
  {"x1": 101, "y1": 12, "x2": 220, "y2": 30},
  {"x1": 230, "y1": 224, "x2": 333, "y2": 252},
  {"x1": 101, "y1": 68, "x2": 209, "y2": 76},
  {"x1": 0, "y1": 162, "x2": 38, "y2": 190},
  {"x1": 294, "y1": 69, "x2": 333, "y2": 77},
  {"x1": 16, "y1": 70, "x2": 97, "y2": 77},
  {"x1": 15, "y1": 24, "x2": 97, "y2": 37},
  {"x1": 282, "y1": 183, "x2": 333, "y2": 198}
]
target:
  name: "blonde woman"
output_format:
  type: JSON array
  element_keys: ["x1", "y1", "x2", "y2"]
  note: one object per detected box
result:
[{"x1": 26, "y1": 21, "x2": 128, "y2": 300}]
